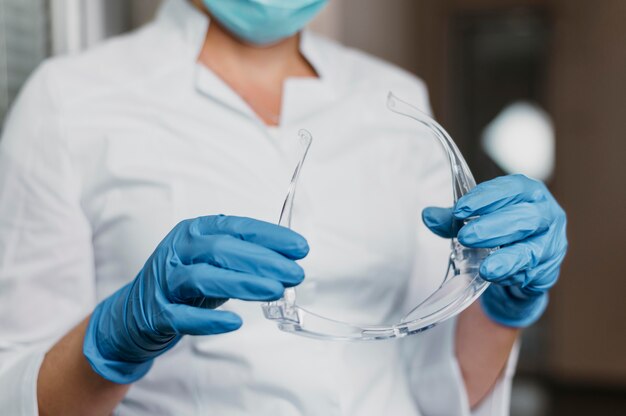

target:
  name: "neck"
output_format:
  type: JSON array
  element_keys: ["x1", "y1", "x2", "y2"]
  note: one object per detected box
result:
[
  {"x1": 198, "y1": 20, "x2": 316, "y2": 84},
  {"x1": 195, "y1": 9, "x2": 318, "y2": 125}
]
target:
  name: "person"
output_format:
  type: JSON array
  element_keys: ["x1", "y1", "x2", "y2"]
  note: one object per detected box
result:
[{"x1": 0, "y1": 0, "x2": 567, "y2": 415}]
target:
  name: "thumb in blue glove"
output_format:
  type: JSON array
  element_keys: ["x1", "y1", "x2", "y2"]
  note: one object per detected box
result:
[
  {"x1": 422, "y1": 174, "x2": 567, "y2": 327},
  {"x1": 83, "y1": 215, "x2": 309, "y2": 384}
]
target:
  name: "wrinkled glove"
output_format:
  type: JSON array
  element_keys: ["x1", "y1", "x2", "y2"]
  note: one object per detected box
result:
[
  {"x1": 422, "y1": 174, "x2": 567, "y2": 328},
  {"x1": 84, "y1": 215, "x2": 308, "y2": 384}
]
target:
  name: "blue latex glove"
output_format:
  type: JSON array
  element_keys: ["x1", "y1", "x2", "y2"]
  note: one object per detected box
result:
[
  {"x1": 422, "y1": 174, "x2": 567, "y2": 328},
  {"x1": 84, "y1": 215, "x2": 308, "y2": 384}
]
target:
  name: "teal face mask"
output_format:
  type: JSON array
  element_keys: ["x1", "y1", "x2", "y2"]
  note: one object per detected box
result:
[{"x1": 202, "y1": 0, "x2": 329, "y2": 46}]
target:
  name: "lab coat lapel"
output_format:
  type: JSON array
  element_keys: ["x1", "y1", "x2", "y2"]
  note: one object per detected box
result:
[
  {"x1": 280, "y1": 31, "x2": 339, "y2": 126},
  {"x1": 158, "y1": 0, "x2": 339, "y2": 126},
  {"x1": 193, "y1": 65, "x2": 260, "y2": 122}
]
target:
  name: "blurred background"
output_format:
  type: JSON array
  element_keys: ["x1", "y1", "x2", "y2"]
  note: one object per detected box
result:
[{"x1": 1, "y1": 0, "x2": 624, "y2": 414}]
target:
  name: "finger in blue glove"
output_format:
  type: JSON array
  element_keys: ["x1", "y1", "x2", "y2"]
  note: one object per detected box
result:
[
  {"x1": 84, "y1": 215, "x2": 309, "y2": 384},
  {"x1": 422, "y1": 174, "x2": 567, "y2": 327}
]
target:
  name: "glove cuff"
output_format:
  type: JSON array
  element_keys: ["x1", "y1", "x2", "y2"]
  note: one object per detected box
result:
[
  {"x1": 480, "y1": 284, "x2": 549, "y2": 328},
  {"x1": 83, "y1": 299, "x2": 154, "y2": 384}
]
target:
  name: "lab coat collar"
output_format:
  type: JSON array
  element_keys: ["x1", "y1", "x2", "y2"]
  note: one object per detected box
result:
[
  {"x1": 156, "y1": 0, "x2": 208, "y2": 61},
  {"x1": 155, "y1": 0, "x2": 338, "y2": 127},
  {"x1": 281, "y1": 30, "x2": 339, "y2": 126}
]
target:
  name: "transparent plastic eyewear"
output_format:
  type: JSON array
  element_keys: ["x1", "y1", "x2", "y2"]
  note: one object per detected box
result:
[{"x1": 262, "y1": 93, "x2": 492, "y2": 340}]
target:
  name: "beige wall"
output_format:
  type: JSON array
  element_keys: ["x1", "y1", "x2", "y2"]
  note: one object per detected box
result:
[{"x1": 547, "y1": 0, "x2": 626, "y2": 385}]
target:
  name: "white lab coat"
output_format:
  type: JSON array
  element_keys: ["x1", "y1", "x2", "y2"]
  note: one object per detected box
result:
[{"x1": 0, "y1": 1, "x2": 516, "y2": 414}]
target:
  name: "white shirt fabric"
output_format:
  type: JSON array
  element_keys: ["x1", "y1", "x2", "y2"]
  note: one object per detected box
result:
[{"x1": 0, "y1": 1, "x2": 516, "y2": 415}]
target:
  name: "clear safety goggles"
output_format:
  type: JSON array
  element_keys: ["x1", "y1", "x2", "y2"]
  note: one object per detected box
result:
[{"x1": 262, "y1": 93, "x2": 491, "y2": 341}]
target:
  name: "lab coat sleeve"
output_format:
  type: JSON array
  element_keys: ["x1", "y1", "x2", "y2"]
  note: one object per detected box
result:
[
  {"x1": 0, "y1": 63, "x2": 96, "y2": 414},
  {"x1": 404, "y1": 131, "x2": 517, "y2": 416}
]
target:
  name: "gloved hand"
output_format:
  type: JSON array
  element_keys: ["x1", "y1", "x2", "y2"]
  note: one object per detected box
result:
[
  {"x1": 84, "y1": 215, "x2": 308, "y2": 384},
  {"x1": 422, "y1": 174, "x2": 567, "y2": 328}
]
